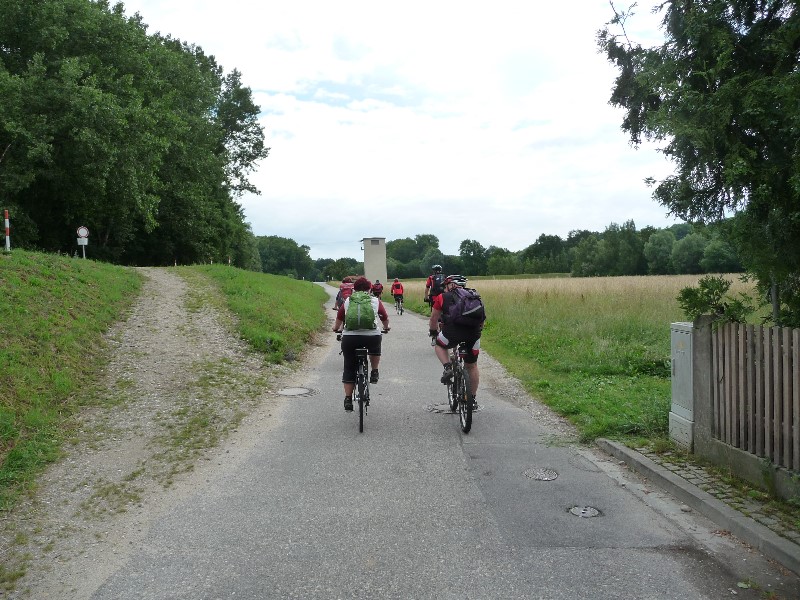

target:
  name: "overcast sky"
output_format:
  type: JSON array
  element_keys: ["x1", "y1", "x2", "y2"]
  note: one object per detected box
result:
[{"x1": 121, "y1": 0, "x2": 677, "y2": 260}]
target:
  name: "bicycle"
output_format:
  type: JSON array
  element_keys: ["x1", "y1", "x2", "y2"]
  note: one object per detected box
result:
[
  {"x1": 336, "y1": 330, "x2": 388, "y2": 433},
  {"x1": 445, "y1": 342, "x2": 472, "y2": 433},
  {"x1": 394, "y1": 295, "x2": 404, "y2": 315}
]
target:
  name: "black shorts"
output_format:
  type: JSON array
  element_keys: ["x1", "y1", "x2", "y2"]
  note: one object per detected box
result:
[
  {"x1": 340, "y1": 334, "x2": 382, "y2": 383},
  {"x1": 393, "y1": 294, "x2": 404, "y2": 301},
  {"x1": 435, "y1": 325, "x2": 481, "y2": 364}
]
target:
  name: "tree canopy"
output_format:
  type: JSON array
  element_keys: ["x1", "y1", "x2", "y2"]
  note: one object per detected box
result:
[
  {"x1": 0, "y1": 0, "x2": 269, "y2": 268},
  {"x1": 598, "y1": 0, "x2": 800, "y2": 324}
]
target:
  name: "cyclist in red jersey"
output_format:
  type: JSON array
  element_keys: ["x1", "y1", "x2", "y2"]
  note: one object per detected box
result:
[
  {"x1": 390, "y1": 278, "x2": 404, "y2": 301},
  {"x1": 334, "y1": 277, "x2": 355, "y2": 310},
  {"x1": 430, "y1": 274, "x2": 482, "y2": 408},
  {"x1": 424, "y1": 264, "x2": 445, "y2": 328}
]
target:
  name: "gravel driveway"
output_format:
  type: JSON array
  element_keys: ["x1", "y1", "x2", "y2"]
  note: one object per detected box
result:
[{"x1": 2, "y1": 267, "x2": 318, "y2": 597}]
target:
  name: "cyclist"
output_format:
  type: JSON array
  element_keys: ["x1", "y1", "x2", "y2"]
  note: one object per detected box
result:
[
  {"x1": 372, "y1": 279, "x2": 384, "y2": 298},
  {"x1": 430, "y1": 274, "x2": 482, "y2": 409},
  {"x1": 390, "y1": 278, "x2": 404, "y2": 308},
  {"x1": 332, "y1": 277, "x2": 390, "y2": 411},
  {"x1": 424, "y1": 264, "x2": 445, "y2": 324},
  {"x1": 333, "y1": 276, "x2": 355, "y2": 311}
]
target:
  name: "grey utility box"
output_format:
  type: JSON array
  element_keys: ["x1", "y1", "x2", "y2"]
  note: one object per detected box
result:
[{"x1": 669, "y1": 322, "x2": 694, "y2": 449}]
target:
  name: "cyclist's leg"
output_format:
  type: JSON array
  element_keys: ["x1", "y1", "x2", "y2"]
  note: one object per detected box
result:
[
  {"x1": 340, "y1": 335, "x2": 358, "y2": 410},
  {"x1": 463, "y1": 334, "x2": 480, "y2": 407},
  {"x1": 434, "y1": 330, "x2": 454, "y2": 382},
  {"x1": 365, "y1": 335, "x2": 382, "y2": 383},
  {"x1": 464, "y1": 361, "x2": 479, "y2": 394},
  {"x1": 463, "y1": 335, "x2": 480, "y2": 394}
]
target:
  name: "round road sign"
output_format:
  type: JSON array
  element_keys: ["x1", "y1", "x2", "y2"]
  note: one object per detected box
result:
[{"x1": 77, "y1": 226, "x2": 89, "y2": 238}]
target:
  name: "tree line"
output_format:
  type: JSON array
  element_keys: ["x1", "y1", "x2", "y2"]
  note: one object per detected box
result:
[
  {"x1": 5, "y1": 1, "x2": 797, "y2": 325},
  {"x1": 1, "y1": 0, "x2": 268, "y2": 268},
  {"x1": 256, "y1": 220, "x2": 742, "y2": 283}
]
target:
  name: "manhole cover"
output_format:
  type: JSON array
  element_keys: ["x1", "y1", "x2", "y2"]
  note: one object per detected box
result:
[
  {"x1": 569, "y1": 506, "x2": 601, "y2": 518},
  {"x1": 525, "y1": 467, "x2": 559, "y2": 481},
  {"x1": 277, "y1": 387, "x2": 316, "y2": 397}
]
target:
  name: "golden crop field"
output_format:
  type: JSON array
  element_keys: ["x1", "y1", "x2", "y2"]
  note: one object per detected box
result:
[{"x1": 402, "y1": 274, "x2": 756, "y2": 440}]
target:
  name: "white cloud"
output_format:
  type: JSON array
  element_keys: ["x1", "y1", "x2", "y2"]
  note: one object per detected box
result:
[{"x1": 123, "y1": 0, "x2": 677, "y2": 259}]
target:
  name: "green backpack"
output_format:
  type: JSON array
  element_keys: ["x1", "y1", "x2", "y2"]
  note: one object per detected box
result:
[{"x1": 344, "y1": 291, "x2": 376, "y2": 331}]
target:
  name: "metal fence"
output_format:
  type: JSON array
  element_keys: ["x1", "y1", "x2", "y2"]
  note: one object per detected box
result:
[{"x1": 712, "y1": 323, "x2": 800, "y2": 472}]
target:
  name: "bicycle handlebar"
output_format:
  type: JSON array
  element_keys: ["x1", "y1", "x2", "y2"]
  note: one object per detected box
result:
[{"x1": 334, "y1": 329, "x2": 390, "y2": 341}]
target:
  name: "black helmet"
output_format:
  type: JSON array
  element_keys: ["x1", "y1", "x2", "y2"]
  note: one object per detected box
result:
[{"x1": 432, "y1": 264, "x2": 442, "y2": 271}]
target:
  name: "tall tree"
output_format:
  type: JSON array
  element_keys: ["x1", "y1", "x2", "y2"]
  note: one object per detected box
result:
[
  {"x1": 671, "y1": 233, "x2": 708, "y2": 274},
  {"x1": 385, "y1": 237, "x2": 418, "y2": 263},
  {"x1": 414, "y1": 233, "x2": 439, "y2": 256},
  {"x1": 256, "y1": 235, "x2": 313, "y2": 278},
  {"x1": 458, "y1": 239, "x2": 487, "y2": 276},
  {"x1": 644, "y1": 230, "x2": 675, "y2": 274},
  {"x1": 599, "y1": 0, "x2": 800, "y2": 323}
]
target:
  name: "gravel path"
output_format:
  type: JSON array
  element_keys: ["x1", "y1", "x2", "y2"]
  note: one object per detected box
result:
[
  {"x1": 0, "y1": 267, "x2": 316, "y2": 598},
  {"x1": 0, "y1": 267, "x2": 575, "y2": 598}
]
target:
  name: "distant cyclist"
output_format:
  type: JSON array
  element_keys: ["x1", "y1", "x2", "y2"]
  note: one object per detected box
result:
[
  {"x1": 430, "y1": 274, "x2": 484, "y2": 409},
  {"x1": 333, "y1": 277, "x2": 390, "y2": 411},
  {"x1": 424, "y1": 264, "x2": 445, "y2": 335},
  {"x1": 372, "y1": 279, "x2": 384, "y2": 299},
  {"x1": 390, "y1": 278, "x2": 404, "y2": 303},
  {"x1": 333, "y1": 277, "x2": 355, "y2": 311}
]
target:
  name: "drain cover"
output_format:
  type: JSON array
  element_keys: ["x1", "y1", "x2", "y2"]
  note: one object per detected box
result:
[
  {"x1": 569, "y1": 506, "x2": 601, "y2": 518},
  {"x1": 277, "y1": 387, "x2": 316, "y2": 397},
  {"x1": 525, "y1": 467, "x2": 559, "y2": 481}
]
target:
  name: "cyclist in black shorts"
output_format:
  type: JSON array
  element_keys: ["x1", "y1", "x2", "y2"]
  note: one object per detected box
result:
[
  {"x1": 333, "y1": 277, "x2": 390, "y2": 411},
  {"x1": 430, "y1": 274, "x2": 482, "y2": 408}
]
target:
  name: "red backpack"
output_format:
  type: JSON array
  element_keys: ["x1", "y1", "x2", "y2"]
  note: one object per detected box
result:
[{"x1": 339, "y1": 282, "x2": 354, "y2": 300}]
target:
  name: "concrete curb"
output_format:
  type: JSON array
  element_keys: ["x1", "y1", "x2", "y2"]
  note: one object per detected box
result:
[{"x1": 596, "y1": 438, "x2": 800, "y2": 578}]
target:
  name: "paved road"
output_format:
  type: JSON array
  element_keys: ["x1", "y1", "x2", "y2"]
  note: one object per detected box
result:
[{"x1": 92, "y1": 287, "x2": 800, "y2": 599}]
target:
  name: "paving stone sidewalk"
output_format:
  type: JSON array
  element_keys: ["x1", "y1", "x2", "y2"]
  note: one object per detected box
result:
[{"x1": 597, "y1": 439, "x2": 800, "y2": 577}]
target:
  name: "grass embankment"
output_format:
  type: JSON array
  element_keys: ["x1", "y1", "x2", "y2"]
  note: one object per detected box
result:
[
  {"x1": 403, "y1": 274, "x2": 754, "y2": 443},
  {"x1": 0, "y1": 251, "x2": 142, "y2": 509},
  {"x1": 0, "y1": 252, "x2": 329, "y2": 511},
  {"x1": 182, "y1": 265, "x2": 329, "y2": 362}
]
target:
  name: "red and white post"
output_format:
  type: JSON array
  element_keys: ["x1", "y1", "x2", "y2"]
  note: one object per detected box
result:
[{"x1": 3, "y1": 209, "x2": 9, "y2": 252}]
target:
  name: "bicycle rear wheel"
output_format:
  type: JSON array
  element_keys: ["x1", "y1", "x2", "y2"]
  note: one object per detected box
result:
[
  {"x1": 458, "y1": 368, "x2": 472, "y2": 433},
  {"x1": 356, "y1": 352, "x2": 368, "y2": 433}
]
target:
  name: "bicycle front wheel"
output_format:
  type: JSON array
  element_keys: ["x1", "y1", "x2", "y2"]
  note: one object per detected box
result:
[
  {"x1": 458, "y1": 368, "x2": 472, "y2": 433},
  {"x1": 356, "y1": 362, "x2": 367, "y2": 433},
  {"x1": 447, "y1": 362, "x2": 458, "y2": 412}
]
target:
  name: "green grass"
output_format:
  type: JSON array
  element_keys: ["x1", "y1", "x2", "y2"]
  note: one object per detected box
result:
[
  {"x1": 403, "y1": 274, "x2": 755, "y2": 443},
  {"x1": 0, "y1": 253, "x2": 330, "y2": 511},
  {"x1": 0, "y1": 251, "x2": 142, "y2": 510},
  {"x1": 184, "y1": 265, "x2": 329, "y2": 362}
]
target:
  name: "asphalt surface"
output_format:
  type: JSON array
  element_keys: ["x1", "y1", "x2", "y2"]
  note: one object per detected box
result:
[
  {"x1": 598, "y1": 438, "x2": 800, "y2": 579},
  {"x1": 90, "y1": 287, "x2": 800, "y2": 599}
]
